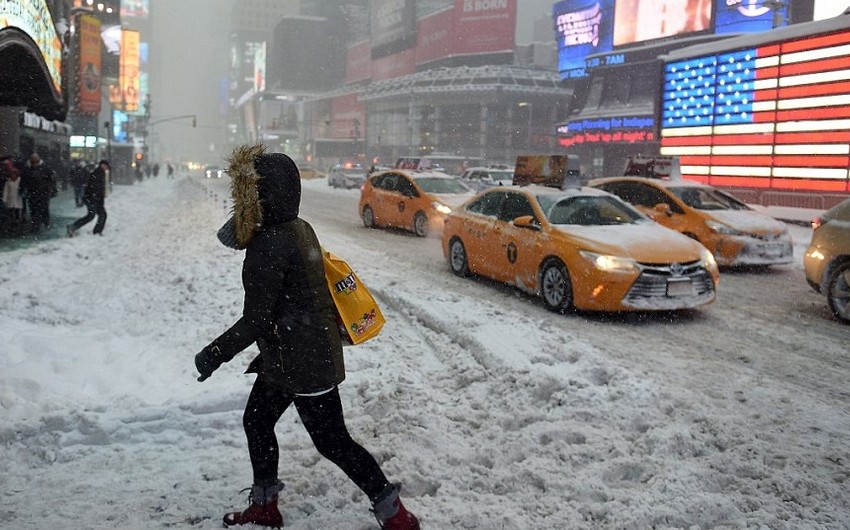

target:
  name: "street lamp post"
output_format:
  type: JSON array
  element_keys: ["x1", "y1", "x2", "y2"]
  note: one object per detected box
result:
[
  {"x1": 518, "y1": 102, "x2": 532, "y2": 150},
  {"x1": 104, "y1": 121, "x2": 111, "y2": 160}
]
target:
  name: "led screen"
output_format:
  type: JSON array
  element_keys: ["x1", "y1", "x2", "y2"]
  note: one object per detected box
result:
[
  {"x1": 613, "y1": 0, "x2": 712, "y2": 46},
  {"x1": 715, "y1": 0, "x2": 788, "y2": 34},
  {"x1": 553, "y1": 0, "x2": 615, "y2": 79},
  {"x1": 659, "y1": 30, "x2": 850, "y2": 192}
]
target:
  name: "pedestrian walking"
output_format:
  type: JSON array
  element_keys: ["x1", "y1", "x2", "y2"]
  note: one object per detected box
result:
[
  {"x1": 67, "y1": 160, "x2": 109, "y2": 237},
  {"x1": 2, "y1": 158, "x2": 22, "y2": 229},
  {"x1": 193, "y1": 144, "x2": 421, "y2": 530},
  {"x1": 70, "y1": 159, "x2": 88, "y2": 207},
  {"x1": 166, "y1": 162, "x2": 174, "y2": 179},
  {"x1": 20, "y1": 153, "x2": 56, "y2": 233}
]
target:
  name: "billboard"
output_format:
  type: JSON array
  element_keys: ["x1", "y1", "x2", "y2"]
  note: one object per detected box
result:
[
  {"x1": 254, "y1": 42, "x2": 266, "y2": 93},
  {"x1": 659, "y1": 29, "x2": 850, "y2": 192},
  {"x1": 613, "y1": 0, "x2": 712, "y2": 46},
  {"x1": 0, "y1": 0, "x2": 63, "y2": 93},
  {"x1": 119, "y1": 29, "x2": 140, "y2": 112},
  {"x1": 553, "y1": 0, "x2": 615, "y2": 79},
  {"x1": 77, "y1": 14, "x2": 102, "y2": 115},
  {"x1": 715, "y1": 0, "x2": 787, "y2": 34},
  {"x1": 452, "y1": 0, "x2": 516, "y2": 56},
  {"x1": 120, "y1": 0, "x2": 149, "y2": 19},
  {"x1": 370, "y1": 0, "x2": 417, "y2": 59}
]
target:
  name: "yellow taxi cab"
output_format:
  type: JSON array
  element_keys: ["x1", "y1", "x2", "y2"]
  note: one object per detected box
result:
[
  {"x1": 589, "y1": 159, "x2": 792, "y2": 267},
  {"x1": 441, "y1": 184, "x2": 719, "y2": 313},
  {"x1": 359, "y1": 169, "x2": 474, "y2": 237}
]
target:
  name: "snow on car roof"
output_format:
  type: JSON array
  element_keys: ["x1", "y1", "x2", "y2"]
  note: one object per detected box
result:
[
  {"x1": 519, "y1": 184, "x2": 613, "y2": 197},
  {"x1": 588, "y1": 176, "x2": 707, "y2": 188}
]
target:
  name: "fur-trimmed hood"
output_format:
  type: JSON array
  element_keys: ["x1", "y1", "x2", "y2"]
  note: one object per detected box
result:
[{"x1": 221, "y1": 143, "x2": 301, "y2": 249}]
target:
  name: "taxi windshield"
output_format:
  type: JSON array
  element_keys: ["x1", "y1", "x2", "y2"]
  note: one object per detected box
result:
[
  {"x1": 539, "y1": 195, "x2": 648, "y2": 226},
  {"x1": 414, "y1": 177, "x2": 470, "y2": 194},
  {"x1": 667, "y1": 186, "x2": 750, "y2": 211}
]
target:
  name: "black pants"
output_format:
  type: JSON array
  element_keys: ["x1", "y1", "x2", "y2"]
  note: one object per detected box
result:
[
  {"x1": 29, "y1": 194, "x2": 50, "y2": 231},
  {"x1": 71, "y1": 198, "x2": 107, "y2": 234},
  {"x1": 244, "y1": 378, "x2": 389, "y2": 501}
]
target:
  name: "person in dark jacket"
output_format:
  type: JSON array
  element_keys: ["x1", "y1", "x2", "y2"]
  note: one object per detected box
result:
[
  {"x1": 193, "y1": 144, "x2": 420, "y2": 530},
  {"x1": 70, "y1": 159, "x2": 88, "y2": 207},
  {"x1": 67, "y1": 160, "x2": 109, "y2": 237},
  {"x1": 20, "y1": 153, "x2": 56, "y2": 233}
]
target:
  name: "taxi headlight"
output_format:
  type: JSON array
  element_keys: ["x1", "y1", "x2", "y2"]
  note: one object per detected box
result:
[
  {"x1": 432, "y1": 201, "x2": 452, "y2": 215},
  {"x1": 579, "y1": 251, "x2": 638, "y2": 273},
  {"x1": 706, "y1": 220, "x2": 745, "y2": 236},
  {"x1": 700, "y1": 247, "x2": 718, "y2": 269}
]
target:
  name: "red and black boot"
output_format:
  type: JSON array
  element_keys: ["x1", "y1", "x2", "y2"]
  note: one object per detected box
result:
[
  {"x1": 223, "y1": 480, "x2": 284, "y2": 528},
  {"x1": 373, "y1": 483, "x2": 421, "y2": 530}
]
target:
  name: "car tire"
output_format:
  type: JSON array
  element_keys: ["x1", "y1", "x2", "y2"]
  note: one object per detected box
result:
[
  {"x1": 449, "y1": 237, "x2": 470, "y2": 277},
  {"x1": 413, "y1": 212, "x2": 428, "y2": 237},
  {"x1": 539, "y1": 258, "x2": 573, "y2": 313},
  {"x1": 362, "y1": 205, "x2": 376, "y2": 228},
  {"x1": 826, "y1": 260, "x2": 850, "y2": 324}
]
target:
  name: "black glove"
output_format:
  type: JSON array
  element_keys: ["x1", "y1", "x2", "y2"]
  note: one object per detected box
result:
[{"x1": 195, "y1": 345, "x2": 224, "y2": 382}]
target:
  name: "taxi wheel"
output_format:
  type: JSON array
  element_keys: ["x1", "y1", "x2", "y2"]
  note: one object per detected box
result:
[
  {"x1": 826, "y1": 261, "x2": 850, "y2": 323},
  {"x1": 362, "y1": 205, "x2": 376, "y2": 228},
  {"x1": 540, "y1": 259, "x2": 573, "y2": 313},
  {"x1": 413, "y1": 212, "x2": 428, "y2": 237},
  {"x1": 448, "y1": 237, "x2": 470, "y2": 277}
]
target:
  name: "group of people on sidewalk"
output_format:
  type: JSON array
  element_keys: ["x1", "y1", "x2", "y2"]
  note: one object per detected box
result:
[
  {"x1": 1, "y1": 154, "x2": 110, "y2": 238},
  {"x1": 1, "y1": 153, "x2": 59, "y2": 235}
]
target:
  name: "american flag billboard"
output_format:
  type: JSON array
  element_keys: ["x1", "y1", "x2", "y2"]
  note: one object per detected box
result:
[{"x1": 660, "y1": 29, "x2": 850, "y2": 193}]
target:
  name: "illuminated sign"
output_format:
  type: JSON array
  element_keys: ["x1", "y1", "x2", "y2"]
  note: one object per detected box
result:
[
  {"x1": 120, "y1": 0, "x2": 149, "y2": 19},
  {"x1": 559, "y1": 115, "x2": 655, "y2": 146},
  {"x1": 77, "y1": 14, "x2": 102, "y2": 114},
  {"x1": 660, "y1": 30, "x2": 850, "y2": 192},
  {"x1": 254, "y1": 42, "x2": 266, "y2": 93},
  {"x1": 715, "y1": 0, "x2": 787, "y2": 34},
  {"x1": 553, "y1": 0, "x2": 615, "y2": 79},
  {"x1": 613, "y1": 0, "x2": 712, "y2": 46},
  {"x1": 0, "y1": 0, "x2": 63, "y2": 93},
  {"x1": 119, "y1": 29, "x2": 140, "y2": 112}
]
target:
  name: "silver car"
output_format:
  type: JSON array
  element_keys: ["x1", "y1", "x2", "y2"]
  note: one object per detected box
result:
[{"x1": 328, "y1": 166, "x2": 367, "y2": 189}]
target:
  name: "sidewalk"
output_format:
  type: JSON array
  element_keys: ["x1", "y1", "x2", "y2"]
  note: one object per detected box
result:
[{"x1": 0, "y1": 186, "x2": 86, "y2": 252}]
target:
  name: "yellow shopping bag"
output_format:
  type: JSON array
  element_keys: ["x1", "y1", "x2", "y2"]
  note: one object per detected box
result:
[{"x1": 323, "y1": 250, "x2": 385, "y2": 345}]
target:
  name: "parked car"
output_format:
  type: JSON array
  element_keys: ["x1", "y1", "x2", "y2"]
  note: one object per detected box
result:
[
  {"x1": 804, "y1": 198, "x2": 850, "y2": 324},
  {"x1": 205, "y1": 166, "x2": 225, "y2": 179},
  {"x1": 328, "y1": 165, "x2": 367, "y2": 189},
  {"x1": 589, "y1": 176, "x2": 792, "y2": 267},
  {"x1": 359, "y1": 169, "x2": 474, "y2": 237},
  {"x1": 298, "y1": 165, "x2": 326, "y2": 179},
  {"x1": 442, "y1": 185, "x2": 718, "y2": 313},
  {"x1": 459, "y1": 166, "x2": 515, "y2": 191}
]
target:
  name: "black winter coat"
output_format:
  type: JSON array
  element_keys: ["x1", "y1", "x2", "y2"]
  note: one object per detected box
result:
[
  {"x1": 204, "y1": 145, "x2": 344, "y2": 394},
  {"x1": 83, "y1": 166, "x2": 107, "y2": 203}
]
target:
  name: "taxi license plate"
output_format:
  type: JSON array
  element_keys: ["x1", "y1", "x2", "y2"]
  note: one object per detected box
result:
[
  {"x1": 667, "y1": 279, "x2": 694, "y2": 297},
  {"x1": 761, "y1": 243, "x2": 785, "y2": 257}
]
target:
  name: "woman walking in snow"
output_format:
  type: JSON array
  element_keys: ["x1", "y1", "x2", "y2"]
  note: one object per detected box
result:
[{"x1": 193, "y1": 143, "x2": 421, "y2": 530}]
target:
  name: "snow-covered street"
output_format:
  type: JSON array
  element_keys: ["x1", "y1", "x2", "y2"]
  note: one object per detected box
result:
[{"x1": 1, "y1": 175, "x2": 848, "y2": 529}]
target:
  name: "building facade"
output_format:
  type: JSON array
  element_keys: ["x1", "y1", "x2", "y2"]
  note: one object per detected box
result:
[{"x1": 229, "y1": 0, "x2": 571, "y2": 172}]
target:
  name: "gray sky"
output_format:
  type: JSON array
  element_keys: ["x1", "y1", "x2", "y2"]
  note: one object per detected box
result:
[
  {"x1": 146, "y1": 0, "x2": 558, "y2": 165},
  {"x1": 148, "y1": 0, "x2": 237, "y2": 165}
]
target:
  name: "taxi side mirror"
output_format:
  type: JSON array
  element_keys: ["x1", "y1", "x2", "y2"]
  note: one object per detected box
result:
[
  {"x1": 513, "y1": 215, "x2": 540, "y2": 230},
  {"x1": 653, "y1": 203, "x2": 673, "y2": 217}
]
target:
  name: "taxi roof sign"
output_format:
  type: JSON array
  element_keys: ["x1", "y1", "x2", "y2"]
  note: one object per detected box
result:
[
  {"x1": 623, "y1": 155, "x2": 681, "y2": 180},
  {"x1": 514, "y1": 154, "x2": 581, "y2": 189}
]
